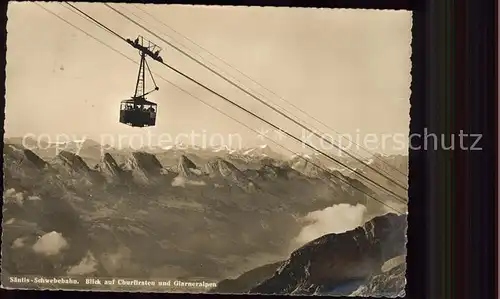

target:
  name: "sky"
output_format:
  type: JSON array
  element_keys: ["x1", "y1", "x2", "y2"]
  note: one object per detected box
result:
[{"x1": 5, "y1": 3, "x2": 412, "y2": 155}]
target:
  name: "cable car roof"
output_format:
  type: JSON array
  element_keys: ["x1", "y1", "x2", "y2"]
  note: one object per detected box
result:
[{"x1": 121, "y1": 97, "x2": 157, "y2": 105}]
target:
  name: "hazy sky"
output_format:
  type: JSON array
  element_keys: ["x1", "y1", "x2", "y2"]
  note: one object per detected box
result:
[{"x1": 5, "y1": 3, "x2": 412, "y2": 155}]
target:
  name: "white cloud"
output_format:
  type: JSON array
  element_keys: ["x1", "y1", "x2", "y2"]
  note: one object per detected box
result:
[
  {"x1": 33, "y1": 231, "x2": 69, "y2": 256},
  {"x1": 28, "y1": 195, "x2": 42, "y2": 201},
  {"x1": 294, "y1": 203, "x2": 368, "y2": 245},
  {"x1": 4, "y1": 188, "x2": 24, "y2": 206},
  {"x1": 171, "y1": 176, "x2": 206, "y2": 187},
  {"x1": 5, "y1": 188, "x2": 16, "y2": 197},
  {"x1": 12, "y1": 237, "x2": 26, "y2": 249},
  {"x1": 67, "y1": 251, "x2": 98, "y2": 275}
]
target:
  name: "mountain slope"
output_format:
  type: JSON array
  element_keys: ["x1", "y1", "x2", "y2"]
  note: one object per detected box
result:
[
  {"x1": 209, "y1": 213, "x2": 406, "y2": 296},
  {"x1": 249, "y1": 213, "x2": 406, "y2": 295},
  {"x1": 210, "y1": 261, "x2": 283, "y2": 294},
  {"x1": 205, "y1": 158, "x2": 258, "y2": 192},
  {"x1": 351, "y1": 255, "x2": 406, "y2": 296},
  {"x1": 348, "y1": 154, "x2": 408, "y2": 202}
]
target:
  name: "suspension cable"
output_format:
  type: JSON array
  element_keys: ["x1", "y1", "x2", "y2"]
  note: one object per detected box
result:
[
  {"x1": 62, "y1": 2, "x2": 407, "y2": 204},
  {"x1": 104, "y1": 3, "x2": 409, "y2": 193},
  {"x1": 131, "y1": 3, "x2": 409, "y2": 181},
  {"x1": 41, "y1": 2, "x2": 406, "y2": 213}
]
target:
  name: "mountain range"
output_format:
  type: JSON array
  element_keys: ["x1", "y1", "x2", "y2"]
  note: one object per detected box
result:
[{"x1": 2, "y1": 137, "x2": 408, "y2": 295}]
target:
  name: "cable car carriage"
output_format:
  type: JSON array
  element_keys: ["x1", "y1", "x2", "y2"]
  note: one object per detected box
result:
[
  {"x1": 119, "y1": 97, "x2": 157, "y2": 127},
  {"x1": 119, "y1": 36, "x2": 163, "y2": 128}
]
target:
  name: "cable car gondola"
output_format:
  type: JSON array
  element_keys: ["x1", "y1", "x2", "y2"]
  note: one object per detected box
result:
[{"x1": 119, "y1": 36, "x2": 163, "y2": 128}]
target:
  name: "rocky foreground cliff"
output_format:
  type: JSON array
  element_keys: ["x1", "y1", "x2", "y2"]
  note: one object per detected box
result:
[{"x1": 211, "y1": 213, "x2": 407, "y2": 296}]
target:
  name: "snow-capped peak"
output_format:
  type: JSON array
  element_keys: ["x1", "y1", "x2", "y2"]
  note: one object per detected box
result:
[
  {"x1": 212, "y1": 145, "x2": 231, "y2": 153},
  {"x1": 49, "y1": 139, "x2": 85, "y2": 146},
  {"x1": 289, "y1": 153, "x2": 312, "y2": 159},
  {"x1": 242, "y1": 148, "x2": 255, "y2": 155},
  {"x1": 154, "y1": 142, "x2": 198, "y2": 151},
  {"x1": 239, "y1": 144, "x2": 275, "y2": 156}
]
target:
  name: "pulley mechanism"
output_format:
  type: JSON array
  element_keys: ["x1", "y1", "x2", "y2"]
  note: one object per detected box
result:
[{"x1": 119, "y1": 36, "x2": 163, "y2": 128}]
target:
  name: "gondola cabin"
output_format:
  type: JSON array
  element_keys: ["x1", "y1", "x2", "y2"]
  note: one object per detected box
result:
[
  {"x1": 119, "y1": 98, "x2": 157, "y2": 128},
  {"x1": 118, "y1": 36, "x2": 163, "y2": 128}
]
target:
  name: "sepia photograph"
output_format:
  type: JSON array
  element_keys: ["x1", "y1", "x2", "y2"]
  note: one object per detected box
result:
[{"x1": 2, "y1": 2, "x2": 411, "y2": 296}]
